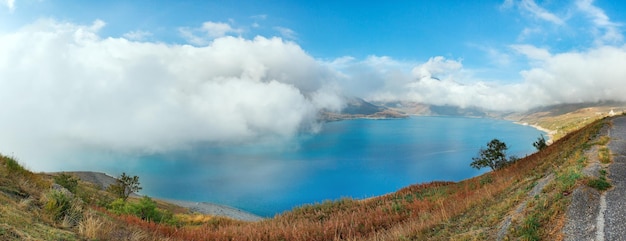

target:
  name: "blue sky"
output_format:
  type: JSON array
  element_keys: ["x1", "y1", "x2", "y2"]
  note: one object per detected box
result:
[
  {"x1": 4, "y1": 0, "x2": 624, "y2": 72},
  {"x1": 2, "y1": 0, "x2": 626, "y2": 169}
]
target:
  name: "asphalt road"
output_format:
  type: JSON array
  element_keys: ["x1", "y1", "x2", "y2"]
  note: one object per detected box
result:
[{"x1": 605, "y1": 116, "x2": 626, "y2": 240}]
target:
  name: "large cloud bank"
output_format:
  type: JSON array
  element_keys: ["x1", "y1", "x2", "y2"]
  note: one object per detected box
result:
[
  {"x1": 344, "y1": 47, "x2": 626, "y2": 111},
  {"x1": 0, "y1": 20, "x2": 342, "y2": 162},
  {"x1": 2, "y1": 18, "x2": 626, "y2": 168}
]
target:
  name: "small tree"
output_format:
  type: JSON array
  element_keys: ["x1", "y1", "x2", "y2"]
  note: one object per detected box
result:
[
  {"x1": 471, "y1": 139, "x2": 509, "y2": 170},
  {"x1": 107, "y1": 172, "x2": 142, "y2": 201},
  {"x1": 533, "y1": 134, "x2": 548, "y2": 151}
]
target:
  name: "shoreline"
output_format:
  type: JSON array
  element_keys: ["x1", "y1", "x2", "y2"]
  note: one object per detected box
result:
[
  {"x1": 514, "y1": 121, "x2": 556, "y2": 143},
  {"x1": 158, "y1": 198, "x2": 264, "y2": 222},
  {"x1": 64, "y1": 171, "x2": 263, "y2": 222}
]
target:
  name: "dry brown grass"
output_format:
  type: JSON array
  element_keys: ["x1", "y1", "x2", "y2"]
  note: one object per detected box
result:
[
  {"x1": 120, "y1": 117, "x2": 604, "y2": 241},
  {"x1": 78, "y1": 211, "x2": 109, "y2": 239},
  {"x1": 94, "y1": 116, "x2": 598, "y2": 240},
  {"x1": 0, "y1": 114, "x2": 614, "y2": 240},
  {"x1": 516, "y1": 105, "x2": 623, "y2": 141}
]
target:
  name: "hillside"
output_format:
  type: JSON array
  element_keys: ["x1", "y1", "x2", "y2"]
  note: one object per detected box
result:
[
  {"x1": 375, "y1": 101, "x2": 490, "y2": 118},
  {"x1": 377, "y1": 100, "x2": 626, "y2": 141},
  {"x1": 1, "y1": 115, "x2": 621, "y2": 240},
  {"x1": 320, "y1": 97, "x2": 408, "y2": 121},
  {"x1": 505, "y1": 102, "x2": 626, "y2": 140}
]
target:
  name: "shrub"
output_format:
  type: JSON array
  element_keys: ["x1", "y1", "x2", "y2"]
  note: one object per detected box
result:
[
  {"x1": 53, "y1": 173, "x2": 79, "y2": 193},
  {"x1": 42, "y1": 189, "x2": 83, "y2": 226},
  {"x1": 108, "y1": 198, "x2": 129, "y2": 214},
  {"x1": 533, "y1": 135, "x2": 548, "y2": 151},
  {"x1": 109, "y1": 196, "x2": 174, "y2": 223}
]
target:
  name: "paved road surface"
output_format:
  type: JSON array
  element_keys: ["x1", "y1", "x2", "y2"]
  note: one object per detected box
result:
[
  {"x1": 605, "y1": 116, "x2": 626, "y2": 240},
  {"x1": 564, "y1": 116, "x2": 626, "y2": 241}
]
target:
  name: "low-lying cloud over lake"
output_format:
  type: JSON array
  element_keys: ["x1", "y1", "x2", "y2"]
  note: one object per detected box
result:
[{"x1": 1, "y1": 12, "x2": 625, "y2": 168}]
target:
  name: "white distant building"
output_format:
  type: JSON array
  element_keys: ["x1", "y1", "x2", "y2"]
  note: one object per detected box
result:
[{"x1": 609, "y1": 109, "x2": 616, "y2": 116}]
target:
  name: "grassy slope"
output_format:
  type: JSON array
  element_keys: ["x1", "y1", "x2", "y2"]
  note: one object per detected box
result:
[
  {"x1": 0, "y1": 114, "x2": 616, "y2": 240},
  {"x1": 508, "y1": 103, "x2": 625, "y2": 140},
  {"x1": 0, "y1": 155, "x2": 78, "y2": 240}
]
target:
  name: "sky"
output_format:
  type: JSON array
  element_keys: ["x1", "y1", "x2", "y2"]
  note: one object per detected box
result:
[{"x1": 1, "y1": 0, "x2": 626, "y2": 169}]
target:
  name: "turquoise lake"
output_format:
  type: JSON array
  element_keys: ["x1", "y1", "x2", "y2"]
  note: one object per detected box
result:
[{"x1": 65, "y1": 116, "x2": 544, "y2": 217}]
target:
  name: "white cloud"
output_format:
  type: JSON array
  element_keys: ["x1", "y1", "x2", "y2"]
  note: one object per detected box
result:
[
  {"x1": 123, "y1": 30, "x2": 153, "y2": 41},
  {"x1": 250, "y1": 15, "x2": 267, "y2": 28},
  {"x1": 274, "y1": 27, "x2": 297, "y2": 40},
  {"x1": 202, "y1": 21, "x2": 239, "y2": 38},
  {"x1": 4, "y1": 17, "x2": 626, "y2": 170},
  {"x1": 500, "y1": 0, "x2": 514, "y2": 10},
  {"x1": 332, "y1": 46, "x2": 626, "y2": 112},
  {"x1": 576, "y1": 0, "x2": 623, "y2": 45},
  {"x1": 0, "y1": 19, "x2": 342, "y2": 170},
  {"x1": 2, "y1": 0, "x2": 15, "y2": 12},
  {"x1": 411, "y1": 56, "x2": 463, "y2": 80},
  {"x1": 519, "y1": 0, "x2": 564, "y2": 25},
  {"x1": 471, "y1": 44, "x2": 512, "y2": 67},
  {"x1": 504, "y1": 0, "x2": 564, "y2": 25},
  {"x1": 179, "y1": 21, "x2": 243, "y2": 45},
  {"x1": 517, "y1": 27, "x2": 542, "y2": 41},
  {"x1": 519, "y1": 45, "x2": 626, "y2": 105},
  {"x1": 510, "y1": 44, "x2": 551, "y2": 60}
]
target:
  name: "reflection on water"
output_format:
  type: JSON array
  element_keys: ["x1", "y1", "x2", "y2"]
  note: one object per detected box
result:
[{"x1": 61, "y1": 116, "x2": 544, "y2": 217}]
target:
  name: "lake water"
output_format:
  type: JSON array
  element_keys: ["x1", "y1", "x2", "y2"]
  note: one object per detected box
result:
[{"x1": 63, "y1": 116, "x2": 544, "y2": 217}]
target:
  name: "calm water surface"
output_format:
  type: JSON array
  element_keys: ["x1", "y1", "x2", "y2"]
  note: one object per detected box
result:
[{"x1": 65, "y1": 116, "x2": 544, "y2": 217}]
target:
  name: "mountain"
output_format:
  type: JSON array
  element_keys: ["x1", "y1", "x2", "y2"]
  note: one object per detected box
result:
[
  {"x1": 319, "y1": 97, "x2": 408, "y2": 121},
  {"x1": 375, "y1": 101, "x2": 490, "y2": 117}
]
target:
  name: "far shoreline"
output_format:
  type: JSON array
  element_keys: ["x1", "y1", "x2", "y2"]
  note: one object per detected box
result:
[{"x1": 514, "y1": 121, "x2": 555, "y2": 143}]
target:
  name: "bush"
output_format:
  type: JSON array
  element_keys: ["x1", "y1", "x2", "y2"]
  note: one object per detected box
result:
[
  {"x1": 533, "y1": 135, "x2": 548, "y2": 151},
  {"x1": 42, "y1": 190, "x2": 83, "y2": 226},
  {"x1": 53, "y1": 173, "x2": 79, "y2": 193},
  {"x1": 108, "y1": 196, "x2": 174, "y2": 223}
]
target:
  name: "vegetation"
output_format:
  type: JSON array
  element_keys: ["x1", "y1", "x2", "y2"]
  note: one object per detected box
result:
[
  {"x1": 533, "y1": 134, "x2": 548, "y2": 151},
  {"x1": 599, "y1": 146, "x2": 612, "y2": 164},
  {"x1": 109, "y1": 196, "x2": 175, "y2": 223},
  {"x1": 107, "y1": 172, "x2": 142, "y2": 201},
  {"x1": 0, "y1": 113, "x2": 620, "y2": 240},
  {"x1": 587, "y1": 168, "x2": 612, "y2": 191},
  {"x1": 470, "y1": 138, "x2": 513, "y2": 170},
  {"x1": 53, "y1": 173, "x2": 79, "y2": 193}
]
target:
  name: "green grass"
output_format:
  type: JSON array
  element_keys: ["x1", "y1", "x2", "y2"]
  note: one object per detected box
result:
[
  {"x1": 599, "y1": 147, "x2": 612, "y2": 164},
  {"x1": 587, "y1": 178, "x2": 611, "y2": 191},
  {"x1": 587, "y1": 167, "x2": 612, "y2": 191}
]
